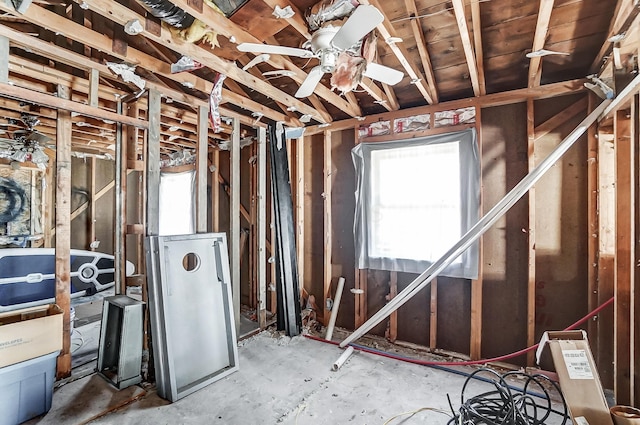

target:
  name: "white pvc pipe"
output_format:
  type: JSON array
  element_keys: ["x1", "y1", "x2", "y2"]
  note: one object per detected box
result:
[
  {"x1": 332, "y1": 346, "x2": 355, "y2": 371},
  {"x1": 325, "y1": 277, "x2": 345, "y2": 341},
  {"x1": 339, "y1": 74, "x2": 640, "y2": 349}
]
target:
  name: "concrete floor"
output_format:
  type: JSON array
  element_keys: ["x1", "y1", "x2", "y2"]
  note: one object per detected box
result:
[{"x1": 27, "y1": 330, "x2": 569, "y2": 425}]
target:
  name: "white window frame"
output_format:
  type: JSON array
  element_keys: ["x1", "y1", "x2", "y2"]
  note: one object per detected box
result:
[{"x1": 352, "y1": 128, "x2": 480, "y2": 278}]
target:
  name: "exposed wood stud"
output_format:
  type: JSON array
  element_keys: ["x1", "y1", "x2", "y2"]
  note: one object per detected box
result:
[
  {"x1": 231, "y1": 118, "x2": 241, "y2": 334},
  {"x1": 452, "y1": 0, "x2": 481, "y2": 96},
  {"x1": 528, "y1": 0, "x2": 555, "y2": 88},
  {"x1": 323, "y1": 130, "x2": 333, "y2": 325},
  {"x1": 196, "y1": 105, "x2": 208, "y2": 232},
  {"x1": 614, "y1": 109, "x2": 632, "y2": 405},
  {"x1": 88, "y1": 68, "x2": 99, "y2": 108},
  {"x1": 257, "y1": 127, "x2": 267, "y2": 329},
  {"x1": 632, "y1": 93, "x2": 640, "y2": 408},
  {"x1": 89, "y1": 156, "x2": 97, "y2": 250},
  {"x1": 146, "y1": 89, "x2": 161, "y2": 236},
  {"x1": 55, "y1": 84, "x2": 72, "y2": 379},
  {"x1": 211, "y1": 149, "x2": 220, "y2": 232},
  {"x1": 587, "y1": 93, "x2": 599, "y2": 348},
  {"x1": 526, "y1": 98, "x2": 536, "y2": 366},
  {"x1": 114, "y1": 100, "x2": 126, "y2": 294},
  {"x1": 430, "y1": 278, "x2": 437, "y2": 349},
  {"x1": 387, "y1": 271, "x2": 398, "y2": 343},
  {"x1": 0, "y1": 35, "x2": 8, "y2": 83},
  {"x1": 296, "y1": 136, "x2": 305, "y2": 310},
  {"x1": 469, "y1": 107, "x2": 483, "y2": 360}
]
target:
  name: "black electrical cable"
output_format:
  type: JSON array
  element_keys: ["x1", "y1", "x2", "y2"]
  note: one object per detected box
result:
[{"x1": 447, "y1": 368, "x2": 570, "y2": 425}]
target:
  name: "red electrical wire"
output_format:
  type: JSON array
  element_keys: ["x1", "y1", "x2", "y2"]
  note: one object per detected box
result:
[{"x1": 304, "y1": 296, "x2": 614, "y2": 367}]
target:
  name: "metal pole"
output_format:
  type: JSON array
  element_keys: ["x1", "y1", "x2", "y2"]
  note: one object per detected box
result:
[
  {"x1": 114, "y1": 100, "x2": 124, "y2": 295},
  {"x1": 340, "y1": 85, "x2": 637, "y2": 348}
]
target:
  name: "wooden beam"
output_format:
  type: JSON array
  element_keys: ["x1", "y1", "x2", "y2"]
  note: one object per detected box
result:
[
  {"x1": 55, "y1": 84, "x2": 72, "y2": 379},
  {"x1": 260, "y1": 0, "x2": 311, "y2": 41},
  {"x1": 211, "y1": 149, "x2": 220, "y2": 232},
  {"x1": 452, "y1": 0, "x2": 480, "y2": 96},
  {"x1": 355, "y1": 269, "x2": 368, "y2": 328},
  {"x1": 0, "y1": 81, "x2": 147, "y2": 128},
  {"x1": 382, "y1": 83, "x2": 400, "y2": 111},
  {"x1": 67, "y1": 0, "x2": 328, "y2": 123},
  {"x1": 526, "y1": 98, "x2": 536, "y2": 366},
  {"x1": 430, "y1": 278, "x2": 437, "y2": 349},
  {"x1": 88, "y1": 68, "x2": 99, "y2": 108},
  {"x1": 323, "y1": 130, "x2": 333, "y2": 325},
  {"x1": 146, "y1": 89, "x2": 161, "y2": 236},
  {"x1": 359, "y1": 0, "x2": 433, "y2": 104},
  {"x1": 257, "y1": 127, "x2": 267, "y2": 329},
  {"x1": 196, "y1": 105, "x2": 208, "y2": 232},
  {"x1": 587, "y1": 93, "x2": 599, "y2": 354},
  {"x1": 0, "y1": 12, "x2": 293, "y2": 126},
  {"x1": 590, "y1": 0, "x2": 640, "y2": 73},
  {"x1": 403, "y1": 0, "x2": 439, "y2": 103},
  {"x1": 534, "y1": 97, "x2": 587, "y2": 140},
  {"x1": 470, "y1": 108, "x2": 483, "y2": 360},
  {"x1": 231, "y1": 118, "x2": 241, "y2": 334},
  {"x1": 0, "y1": 35, "x2": 8, "y2": 83},
  {"x1": 469, "y1": 0, "x2": 486, "y2": 95},
  {"x1": 305, "y1": 79, "x2": 587, "y2": 136},
  {"x1": 296, "y1": 136, "x2": 305, "y2": 313},
  {"x1": 528, "y1": 0, "x2": 555, "y2": 88},
  {"x1": 387, "y1": 271, "x2": 398, "y2": 343},
  {"x1": 614, "y1": 108, "x2": 633, "y2": 405},
  {"x1": 633, "y1": 93, "x2": 640, "y2": 408},
  {"x1": 359, "y1": 79, "x2": 396, "y2": 111}
]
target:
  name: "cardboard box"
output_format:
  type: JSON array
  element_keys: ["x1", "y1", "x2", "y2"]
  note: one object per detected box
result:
[
  {"x1": 536, "y1": 330, "x2": 614, "y2": 425},
  {"x1": 0, "y1": 304, "x2": 63, "y2": 368}
]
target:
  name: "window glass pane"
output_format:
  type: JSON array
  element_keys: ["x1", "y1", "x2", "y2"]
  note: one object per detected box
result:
[{"x1": 369, "y1": 142, "x2": 461, "y2": 263}]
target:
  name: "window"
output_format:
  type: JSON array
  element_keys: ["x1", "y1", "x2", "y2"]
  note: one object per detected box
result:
[
  {"x1": 159, "y1": 170, "x2": 195, "y2": 236},
  {"x1": 352, "y1": 129, "x2": 479, "y2": 278}
]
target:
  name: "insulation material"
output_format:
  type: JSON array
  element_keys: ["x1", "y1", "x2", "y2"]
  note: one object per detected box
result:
[
  {"x1": 433, "y1": 107, "x2": 476, "y2": 128},
  {"x1": 106, "y1": 62, "x2": 146, "y2": 91},
  {"x1": 394, "y1": 114, "x2": 430, "y2": 133},
  {"x1": 170, "y1": 56, "x2": 204, "y2": 73},
  {"x1": 124, "y1": 19, "x2": 144, "y2": 35},
  {"x1": 307, "y1": 0, "x2": 358, "y2": 31},
  {"x1": 209, "y1": 74, "x2": 225, "y2": 133},
  {"x1": 273, "y1": 5, "x2": 294, "y2": 19},
  {"x1": 358, "y1": 120, "x2": 390, "y2": 139}
]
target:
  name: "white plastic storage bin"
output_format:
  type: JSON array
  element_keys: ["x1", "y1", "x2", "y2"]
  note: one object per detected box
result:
[{"x1": 0, "y1": 351, "x2": 58, "y2": 425}]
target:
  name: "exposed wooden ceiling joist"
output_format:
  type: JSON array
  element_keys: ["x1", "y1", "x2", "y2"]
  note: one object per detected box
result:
[
  {"x1": 528, "y1": 0, "x2": 555, "y2": 88},
  {"x1": 361, "y1": 0, "x2": 433, "y2": 104},
  {"x1": 403, "y1": 0, "x2": 439, "y2": 103},
  {"x1": 469, "y1": 0, "x2": 486, "y2": 95},
  {"x1": 60, "y1": 0, "x2": 327, "y2": 123},
  {"x1": 452, "y1": 0, "x2": 480, "y2": 96}
]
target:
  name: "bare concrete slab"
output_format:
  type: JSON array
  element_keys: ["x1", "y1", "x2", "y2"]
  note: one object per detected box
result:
[{"x1": 27, "y1": 331, "x2": 567, "y2": 424}]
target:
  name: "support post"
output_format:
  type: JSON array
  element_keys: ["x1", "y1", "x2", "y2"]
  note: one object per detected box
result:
[
  {"x1": 526, "y1": 98, "x2": 536, "y2": 366},
  {"x1": 88, "y1": 68, "x2": 99, "y2": 107},
  {"x1": 146, "y1": 89, "x2": 161, "y2": 236},
  {"x1": 211, "y1": 149, "x2": 220, "y2": 232},
  {"x1": 196, "y1": 105, "x2": 208, "y2": 233},
  {"x1": 55, "y1": 84, "x2": 72, "y2": 378},
  {"x1": 231, "y1": 118, "x2": 241, "y2": 334},
  {"x1": 587, "y1": 93, "x2": 599, "y2": 353},
  {"x1": 614, "y1": 108, "x2": 633, "y2": 405},
  {"x1": 114, "y1": 100, "x2": 126, "y2": 294},
  {"x1": 323, "y1": 130, "x2": 333, "y2": 325},
  {"x1": 470, "y1": 108, "x2": 483, "y2": 359},
  {"x1": 257, "y1": 127, "x2": 267, "y2": 328},
  {"x1": 0, "y1": 35, "x2": 8, "y2": 83}
]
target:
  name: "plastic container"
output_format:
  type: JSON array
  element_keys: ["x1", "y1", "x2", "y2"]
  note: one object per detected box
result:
[{"x1": 0, "y1": 351, "x2": 58, "y2": 425}]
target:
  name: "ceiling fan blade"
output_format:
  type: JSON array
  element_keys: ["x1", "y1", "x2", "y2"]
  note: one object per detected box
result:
[
  {"x1": 295, "y1": 66, "x2": 324, "y2": 98},
  {"x1": 363, "y1": 63, "x2": 404, "y2": 86},
  {"x1": 331, "y1": 5, "x2": 384, "y2": 51},
  {"x1": 237, "y1": 43, "x2": 315, "y2": 59}
]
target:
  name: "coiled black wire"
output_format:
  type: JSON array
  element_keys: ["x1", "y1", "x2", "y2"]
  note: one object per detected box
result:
[{"x1": 447, "y1": 368, "x2": 570, "y2": 425}]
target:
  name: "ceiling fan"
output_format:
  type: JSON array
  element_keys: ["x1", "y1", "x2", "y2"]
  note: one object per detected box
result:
[
  {"x1": 0, "y1": 114, "x2": 51, "y2": 168},
  {"x1": 237, "y1": 5, "x2": 404, "y2": 98}
]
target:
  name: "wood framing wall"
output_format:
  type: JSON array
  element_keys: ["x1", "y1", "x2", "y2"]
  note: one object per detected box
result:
[{"x1": 297, "y1": 85, "x2": 639, "y2": 399}]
